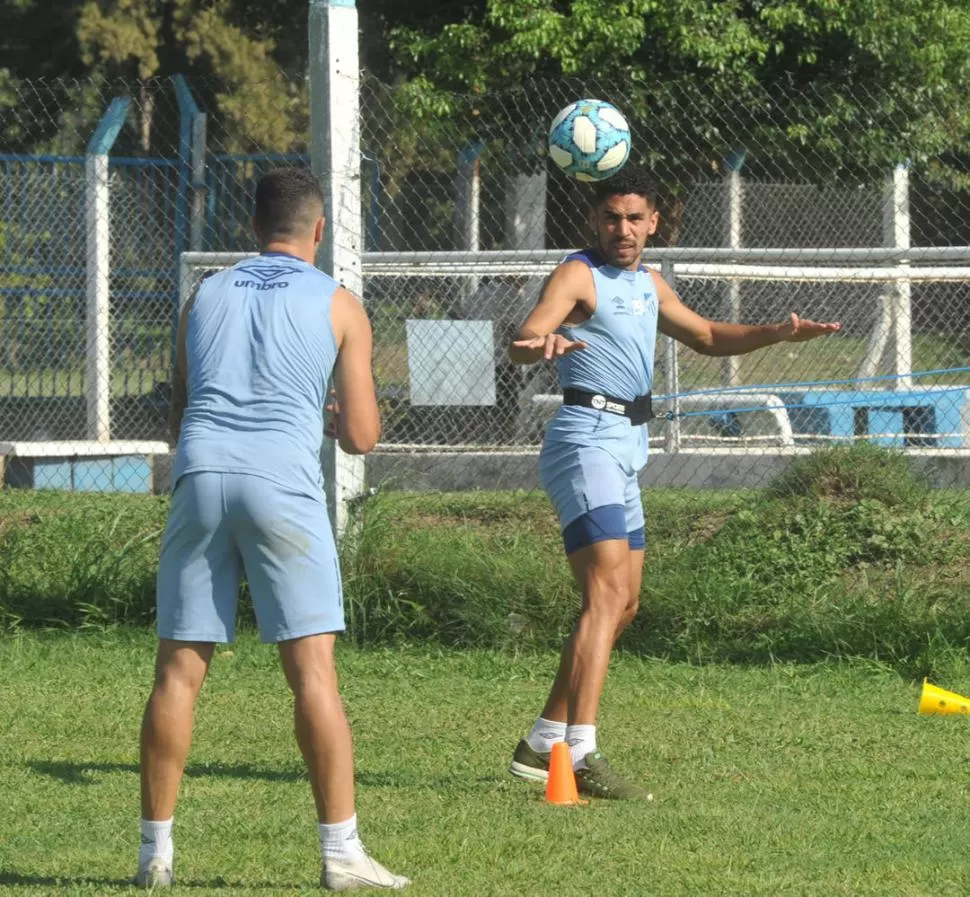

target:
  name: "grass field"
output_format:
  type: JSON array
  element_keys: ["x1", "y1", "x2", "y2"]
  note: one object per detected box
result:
[{"x1": 3, "y1": 630, "x2": 970, "y2": 896}]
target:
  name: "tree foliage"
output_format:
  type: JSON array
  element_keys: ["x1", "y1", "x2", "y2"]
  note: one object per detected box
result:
[
  {"x1": 3, "y1": 0, "x2": 970, "y2": 189},
  {"x1": 388, "y1": 0, "x2": 970, "y2": 187},
  {"x1": 1, "y1": 0, "x2": 306, "y2": 153}
]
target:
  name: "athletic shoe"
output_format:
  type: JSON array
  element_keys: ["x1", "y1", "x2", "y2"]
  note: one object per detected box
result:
[
  {"x1": 134, "y1": 857, "x2": 173, "y2": 889},
  {"x1": 508, "y1": 739, "x2": 552, "y2": 783},
  {"x1": 574, "y1": 751, "x2": 653, "y2": 801},
  {"x1": 322, "y1": 853, "x2": 410, "y2": 891}
]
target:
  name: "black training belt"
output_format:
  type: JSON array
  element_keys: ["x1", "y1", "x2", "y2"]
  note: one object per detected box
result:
[{"x1": 562, "y1": 388, "x2": 654, "y2": 425}]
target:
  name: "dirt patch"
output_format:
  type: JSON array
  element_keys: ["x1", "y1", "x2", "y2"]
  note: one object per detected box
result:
[
  {"x1": 0, "y1": 511, "x2": 42, "y2": 542},
  {"x1": 689, "y1": 511, "x2": 733, "y2": 544}
]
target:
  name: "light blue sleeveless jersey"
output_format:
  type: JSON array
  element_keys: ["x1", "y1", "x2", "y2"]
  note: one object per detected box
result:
[
  {"x1": 543, "y1": 248, "x2": 659, "y2": 473},
  {"x1": 173, "y1": 251, "x2": 339, "y2": 499}
]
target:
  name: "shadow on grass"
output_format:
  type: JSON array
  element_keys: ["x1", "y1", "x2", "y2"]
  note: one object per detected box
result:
[
  {"x1": 26, "y1": 759, "x2": 504, "y2": 793},
  {"x1": 0, "y1": 872, "x2": 132, "y2": 889},
  {"x1": 26, "y1": 760, "x2": 304, "y2": 785},
  {"x1": 0, "y1": 870, "x2": 293, "y2": 889}
]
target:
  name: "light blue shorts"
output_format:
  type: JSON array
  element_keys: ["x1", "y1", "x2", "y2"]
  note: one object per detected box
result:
[
  {"x1": 156, "y1": 471, "x2": 343, "y2": 644},
  {"x1": 539, "y1": 442, "x2": 645, "y2": 550}
]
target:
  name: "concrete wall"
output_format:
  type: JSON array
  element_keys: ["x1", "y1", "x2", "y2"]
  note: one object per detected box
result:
[
  {"x1": 364, "y1": 449, "x2": 970, "y2": 492},
  {"x1": 146, "y1": 449, "x2": 970, "y2": 495}
]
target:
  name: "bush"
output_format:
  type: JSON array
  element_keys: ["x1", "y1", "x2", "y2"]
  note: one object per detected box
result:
[
  {"x1": 0, "y1": 445, "x2": 968, "y2": 675},
  {"x1": 0, "y1": 489, "x2": 168, "y2": 630},
  {"x1": 767, "y1": 442, "x2": 930, "y2": 507}
]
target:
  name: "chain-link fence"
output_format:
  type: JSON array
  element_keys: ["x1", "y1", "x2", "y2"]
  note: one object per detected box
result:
[{"x1": 2, "y1": 71, "x2": 970, "y2": 498}]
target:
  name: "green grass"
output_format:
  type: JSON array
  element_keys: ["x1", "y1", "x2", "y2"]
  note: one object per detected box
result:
[
  {"x1": 0, "y1": 332, "x2": 963, "y2": 401},
  {"x1": 3, "y1": 630, "x2": 970, "y2": 895},
  {"x1": 0, "y1": 367, "x2": 168, "y2": 398},
  {"x1": 669, "y1": 331, "x2": 970, "y2": 393},
  {"x1": 368, "y1": 330, "x2": 970, "y2": 394}
]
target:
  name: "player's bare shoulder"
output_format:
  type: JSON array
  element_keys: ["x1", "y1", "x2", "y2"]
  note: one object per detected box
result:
[
  {"x1": 330, "y1": 286, "x2": 371, "y2": 348},
  {"x1": 647, "y1": 266, "x2": 679, "y2": 306},
  {"x1": 545, "y1": 257, "x2": 597, "y2": 320}
]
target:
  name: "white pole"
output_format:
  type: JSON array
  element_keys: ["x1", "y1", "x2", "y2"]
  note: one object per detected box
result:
[
  {"x1": 84, "y1": 95, "x2": 130, "y2": 443},
  {"x1": 661, "y1": 260, "x2": 681, "y2": 454},
  {"x1": 886, "y1": 162, "x2": 912, "y2": 389},
  {"x1": 722, "y1": 164, "x2": 743, "y2": 387},
  {"x1": 456, "y1": 144, "x2": 482, "y2": 306},
  {"x1": 310, "y1": 0, "x2": 366, "y2": 539},
  {"x1": 84, "y1": 152, "x2": 111, "y2": 442}
]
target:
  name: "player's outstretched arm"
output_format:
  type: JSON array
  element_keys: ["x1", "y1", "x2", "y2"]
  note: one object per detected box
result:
[
  {"x1": 329, "y1": 287, "x2": 381, "y2": 454},
  {"x1": 655, "y1": 271, "x2": 840, "y2": 357},
  {"x1": 509, "y1": 261, "x2": 591, "y2": 364}
]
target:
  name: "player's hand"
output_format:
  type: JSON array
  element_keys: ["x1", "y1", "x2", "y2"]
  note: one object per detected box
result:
[
  {"x1": 512, "y1": 333, "x2": 588, "y2": 360},
  {"x1": 324, "y1": 389, "x2": 340, "y2": 439},
  {"x1": 780, "y1": 313, "x2": 841, "y2": 343}
]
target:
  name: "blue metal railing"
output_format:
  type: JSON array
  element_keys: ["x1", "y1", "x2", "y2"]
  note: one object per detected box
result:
[{"x1": 0, "y1": 141, "x2": 383, "y2": 409}]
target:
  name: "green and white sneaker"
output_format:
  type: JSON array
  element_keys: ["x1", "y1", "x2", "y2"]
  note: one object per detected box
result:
[
  {"x1": 574, "y1": 751, "x2": 653, "y2": 801},
  {"x1": 508, "y1": 739, "x2": 552, "y2": 783}
]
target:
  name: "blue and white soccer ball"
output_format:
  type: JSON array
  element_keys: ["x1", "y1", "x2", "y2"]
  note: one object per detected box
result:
[{"x1": 547, "y1": 99, "x2": 632, "y2": 182}]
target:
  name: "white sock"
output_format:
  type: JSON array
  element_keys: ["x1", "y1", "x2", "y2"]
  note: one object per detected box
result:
[
  {"x1": 566, "y1": 724, "x2": 597, "y2": 769},
  {"x1": 320, "y1": 814, "x2": 367, "y2": 863},
  {"x1": 526, "y1": 716, "x2": 567, "y2": 753},
  {"x1": 139, "y1": 818, "x2": 173, "y2": 868}
]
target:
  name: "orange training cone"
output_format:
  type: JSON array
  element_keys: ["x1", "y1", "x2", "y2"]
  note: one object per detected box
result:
[
  {"x1": 545, "y1": 742, "x2": 586, "y2": 805},
  {"x1": 919, "y1": 679, "x2": 970, "y2": 715}
]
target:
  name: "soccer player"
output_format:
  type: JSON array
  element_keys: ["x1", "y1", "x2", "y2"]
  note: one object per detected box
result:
[
  {"x1": 507, "y1": 165, "x2": 841, "y2": 799},
  {"x1": 136, "y1": 167, "x2": 409, "y2": 890}
]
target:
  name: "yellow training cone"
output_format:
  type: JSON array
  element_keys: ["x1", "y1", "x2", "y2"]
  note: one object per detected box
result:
[{"x1": 919, "y1": 679, "x2": 970, "y2": 715}]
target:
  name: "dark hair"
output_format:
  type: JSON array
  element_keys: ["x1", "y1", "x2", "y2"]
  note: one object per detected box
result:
[
  {"x1": 253, "y1": 167, "x2": 325, "y2": 243},
  {"x1": 589, "y1": 165, "x2": 659, "y2": 208}
]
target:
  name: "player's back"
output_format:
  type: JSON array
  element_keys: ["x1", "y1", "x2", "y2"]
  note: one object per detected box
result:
[{"x1": 173, "y1": 252, "x2": 339, "y2": 499}]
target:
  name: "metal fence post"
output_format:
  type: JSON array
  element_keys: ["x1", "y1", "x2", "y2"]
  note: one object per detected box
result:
[
  {"x1": 309, "y1": 0, "x2": 365, "y2": 539},
  {"x1": 85, "y1": 95, "x2": 130, "y2": 442},
  {"x1": 885, "y1": 162, "x2": 912, "y2": 390},
  {"x1": 661, "y1": 259, "x2": 681, "y2": 455},
  {"x1": 721, "y1": 149, "x2": 745, "y2": 388},
  {"x1": 456, "y1": 141, "x2": 484, "y2": 306}
]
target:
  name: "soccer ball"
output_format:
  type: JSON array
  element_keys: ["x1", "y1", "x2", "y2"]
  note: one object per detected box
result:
[{"x1": 547, "y1": 99, "x2": 631, "y2": 182}]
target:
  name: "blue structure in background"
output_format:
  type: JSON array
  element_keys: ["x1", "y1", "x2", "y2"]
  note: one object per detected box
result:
[{"x1": 782, "y1": 387, "x2": 970, "y2": 449}]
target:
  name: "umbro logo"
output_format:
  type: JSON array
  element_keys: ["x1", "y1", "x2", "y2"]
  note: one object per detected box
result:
[
  {"x1": 610, "y1": 295, "x2": 631, "y2": 316},
  {"x1": 236, "y1": 264, "x2": 301, "y2": 282},
  {"x1": 234, "y1": 263, "x2": 299, "y2": 291}
]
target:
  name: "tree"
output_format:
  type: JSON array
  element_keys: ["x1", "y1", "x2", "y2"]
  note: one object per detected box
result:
[
  {"x1": 386, "y1": 0, "x2": 970, "y2": 191},
  {"x1": 77, "y1": 0, "x2": 304, "y2": 153},
  {"x1": 0, "y1": 0, "x2": 306, "y2": 154}
]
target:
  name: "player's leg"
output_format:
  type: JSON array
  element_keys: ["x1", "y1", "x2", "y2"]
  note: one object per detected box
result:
[
  {"x1": 229, "y1": 474, "x2": 409, "y2": 891},
  {"x1": 510, "y1": 447, "x2": 651, "y2": 798},
  {"x1": 140, "y1": 641, "x2": 215, "y2": 816},
  {"x1": 277, "y1": 633, "x2": 354, "y2": 822},
  {"x1": 532, "y1": 535, "x2": 644, "y2": 726},
  {"x1": 563, "y1": 534, "x2": 633, "y2": 724},
  {"x1": 614, "y1": 472, "x2": 647, "y2": 641},
  {"x1": 617, "y1": 544, "x2": 646, "y2": 639},
  {"x1": 137, "y1": 472, "x2": 240, "y2": 887}
]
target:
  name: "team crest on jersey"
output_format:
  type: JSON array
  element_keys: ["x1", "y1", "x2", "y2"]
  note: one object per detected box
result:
[{"x1": 634, "y1": 293, "x2": 657, "y2": 317}]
